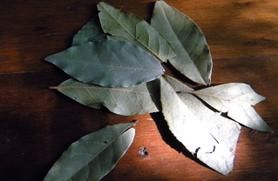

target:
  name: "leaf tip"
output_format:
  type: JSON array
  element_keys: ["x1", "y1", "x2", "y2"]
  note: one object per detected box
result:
[
  {"x1": 131, "y1": 120, "x2": 138, "y2": 126},
  {"x1": 49, "y1": 86, "x2": 58, "y2": 90}
]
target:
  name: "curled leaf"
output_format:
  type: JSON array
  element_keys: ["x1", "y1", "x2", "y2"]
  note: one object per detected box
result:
[
  {"x1": 53, "y1": 79, "x2": 159, "y2": 116},
  {"x1": 97, "y1": 1, "x2": 176, "y2": 62},
  {"x1": 151, "y1": 0, "x2": 212, "y2": 85},
  {"x1": 44, "y1": 122, "x2": 136, "y2": 181},
  {"x1": 46, "y1": 39, "x2": 164, "y2": 88}
]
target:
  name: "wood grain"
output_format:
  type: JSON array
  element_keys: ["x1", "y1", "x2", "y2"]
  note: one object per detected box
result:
[{"x1": 0, "y1": 0, "x2": 277, "y2": 180}]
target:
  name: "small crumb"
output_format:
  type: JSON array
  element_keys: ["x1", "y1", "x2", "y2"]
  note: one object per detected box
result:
[{"x1": 138, "y1": 146, "x2": 148, "y2": 157}]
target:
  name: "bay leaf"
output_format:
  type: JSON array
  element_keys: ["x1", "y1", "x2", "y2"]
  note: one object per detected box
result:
[
  {"x1": 54, "y1": 79, "x2": 159, "y2": 116},
  {"x1": 97, "y1": 1, "x2": 175, "y2": 62},
  {"x1": 164, "y1": 75, "x2": 271, "y2": 132},
  {"x1": 72, "y1": 20, "x2": 106, "y2": 46},
  {"x1": 194, "y1": 83, "x2": 271, "y2": 132},
  {"x1": 45, "y1": 39, "x2": 164, "y2": 88},
  {"x1": 151, "y1": 1, "x2": 212, "y2": 85},
  {"x1": 161, "y1": 77, "x2": 241, "y2": 175},
  {"x1": 178, "y1": 93, "x2": 241, "y2": 175},
  {"x1": 44, "y1": 122, "x2": 135, "y2": 181},
  {"x1": 160, "y1": 77, "x2": 217, "y2": 159},
  {"x1": 164, "y1": 75, "x2": 193, "y2": 93}
]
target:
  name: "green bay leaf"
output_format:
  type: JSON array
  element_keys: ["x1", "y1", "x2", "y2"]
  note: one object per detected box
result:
[
  {"x1": 54, "y1": 79, "x2": 159, "y2": 116},
  {"x1": 46, "y1": 39, "x2": 164, "y2": 88},
  {"x1": 151, "y1": 1, "x2": 213, "y2": 85},
  {"x1": 97, "y1": 1, "x2": 175, "y2": 62},
  {"x1": 44, "y1": 122, "x2": 135, "y2": 181}
]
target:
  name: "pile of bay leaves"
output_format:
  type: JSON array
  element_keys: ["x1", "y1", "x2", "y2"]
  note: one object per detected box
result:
[{"x1": 44, "y1": 1, "x2": 272, "y2": 180}]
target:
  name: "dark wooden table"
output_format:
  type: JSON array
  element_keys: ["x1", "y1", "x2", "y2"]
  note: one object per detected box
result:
[{"x1": 0, "y1": 0, "x2": 277, "y2": 180}]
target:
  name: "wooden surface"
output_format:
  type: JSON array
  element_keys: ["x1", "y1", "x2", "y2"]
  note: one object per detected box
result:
[{"x1": 0, "y1": 0, "x2": 277, "y2": 180}]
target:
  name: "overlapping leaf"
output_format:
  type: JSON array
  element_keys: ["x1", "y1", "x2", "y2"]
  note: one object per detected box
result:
[
  {"x1": 164, "y1": 75, "x2": 193, "y2": 92},
  {"x1": 194, "y1": 83, "x2": 271, "y2": 132},
  {"x1": 151, "y1": 1, "x2": 212, "y2": 85},
  {"x1": 164, "y1": 75, "x2": 270, "y2": 132},
  {"x1": 44, "y1": 122, "x2": 135, "y2": 181},
  {"x1": 97, "y1": 1, "x2": 176, "y2": 62},
  {"x1": 46, "y1": 39, "x2": 164, "y2": 87},
  {"x1": 161, "y1": 77, "x2": 241, "y2": 175},
  {"x1": 53, "y1": 79, "x2": 159, "y2": 116},
  {"x1": 160, "y1": 78, "x2": 217, "y2": 159},
  {"x1": 178, "y1": 93, "x2": 241, "y2": 175},
  {"x1": 72, "y1": 21, "x2": 106, "y2": 45}
]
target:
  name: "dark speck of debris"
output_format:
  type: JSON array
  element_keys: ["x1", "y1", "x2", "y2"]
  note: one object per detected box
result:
[{"x1": 138, "y1": 147, "x2": 148, "y2": 157}]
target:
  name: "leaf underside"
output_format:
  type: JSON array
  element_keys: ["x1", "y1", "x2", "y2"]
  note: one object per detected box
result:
[
  {"x1": 44, "y1": 122, "x2": 135, "y2": 181},
  {"x1": 151, "y1": 1, "x2": 213, "y2": 85},
  {"x1": 55, "y1": 79, "x2": 159, "y2": 116},
  {"x1": 46, "y1": 39, "x2": 164, "y2": 88},
  {"x1": 193, "y1": 83, "x2": 271, "y2": 132},
  {"x1": 163, "y1": 75, "x2": 271, "y2": 132},
  {"x1": 160, "y1": 77, "x2": 241, "y2": 175}
]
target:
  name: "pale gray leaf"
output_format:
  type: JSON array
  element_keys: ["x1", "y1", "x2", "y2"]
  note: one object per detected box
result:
[
  {"x1": 54, "y1": 79, "x2": 159, "y2": 116},
  {"x1": 44, "y1": 122, "x2": 135, "y2": 181},
  {"x1": 160, "y1": 77, "x2": 217, "y2": 158},
  {"x1": 46, "y1": 40, "x2": 164, "y2": 88},
  {"x1": 164, "y1": 75, "x2": 193, "y2": 93},
  {"x1": 97, "y1": 1, "x2": 175, "y2": 62},
  {"x1": 161, "y1": 77, "x2": 242, "y2": 175},
  {"x1": 194, "y1": 83, "x2": 271, "y2": 132},
  {"x1": 194, "y1": 83, "x2": 265, "y2": 106},
  {"x1": 179, "y1": 93, "x2": 241, "y2": 175},
  {"x1": 151, "y1": 1, "x2": 212, "y2": 85},
  {"x1": 72, "y1": 20, "x2": 106, "y2": 46}
]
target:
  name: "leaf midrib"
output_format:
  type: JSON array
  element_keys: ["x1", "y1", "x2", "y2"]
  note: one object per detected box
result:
[{"x1": 66, "y1": 127, "x2": 132, "y2": 180}]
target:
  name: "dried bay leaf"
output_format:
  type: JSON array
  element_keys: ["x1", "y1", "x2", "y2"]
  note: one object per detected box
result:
[
  {"x1": 46, "y1": 39, "x2": 164, "y2": 88},
  {"x1": 43, "y1": 1, "x2": 273, "y2": 177},
  {"x1": 164, "y1": 75, "x2": 270, "y2": 132},
  {"x1": 160, "y1": 78, "x2": 217, "y2": 159},
  {"x1": 194, "y1": 83, "x2": 271, "y2": 132},
  {"x1": 97, "y1": 1, "x2": 176, "y2": 62},
  {"x1": 44, "y1": 122, "x2": 135, "y2": 181},
  {"x1": 72, "y1": 21, "x2": 106, "y2": 46},
  {"x1": 164, "y1": 75, "x2": 193, "y2": 93},
  {"x1": 161, "y1": 77, "x2": 241, "y2": 175},
  {"x1": 54, "y1": 79, "x2": 159, "y2": 116},
  {"x1": 151, "y1": 1, "x2": 212, "y2": 85},
  {"x1": 178, "y1": 93, "x2": 241, "y2": 175}
]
